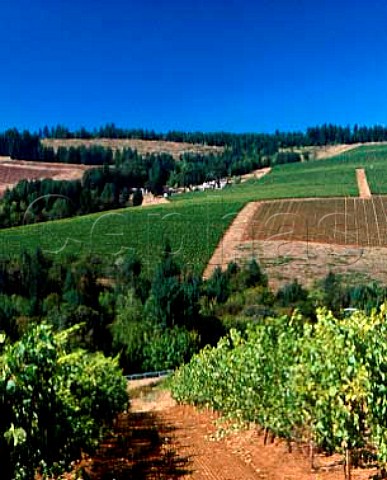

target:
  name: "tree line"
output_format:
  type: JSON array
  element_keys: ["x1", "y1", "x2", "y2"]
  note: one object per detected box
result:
[
  {"x1": 3, "y1": 123, "x2": 387, "y2": 164},
  {"x1": 40, "y1": 122, "x2": 387, "y2": 147},
  {"x1": 0, "y1": 167, "x2": 146, "y2": 228},
  {"x1": 0, "y1": 145, "x2": 293, "y2": 227},
  {"x1": 0, "y1": 243, "x2": 385, "y2": 375}
]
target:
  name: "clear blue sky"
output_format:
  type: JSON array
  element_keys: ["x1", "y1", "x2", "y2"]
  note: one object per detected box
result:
[{"x1": 1, "y1": 0, "x2": 387, "y2": 133}]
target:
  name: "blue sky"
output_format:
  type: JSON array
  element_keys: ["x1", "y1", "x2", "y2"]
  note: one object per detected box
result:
[{"x1": 1, "y1": 0, "x2": 387, "y2": 133}]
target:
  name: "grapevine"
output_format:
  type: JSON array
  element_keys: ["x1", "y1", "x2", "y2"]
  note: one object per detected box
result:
[{"x1": 171, "y1": 305, "x2": 387, "y2": 478}]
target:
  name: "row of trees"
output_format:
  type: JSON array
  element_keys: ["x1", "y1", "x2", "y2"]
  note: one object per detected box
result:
[
  {"x1": 39, "y1": 122, "x2": 387, "y2": 147},
  {"x1": 40, "y1": 122, "x2": 387, "y2": 147},
  {"x1": 0, "y1": 168, "x2": 145, "y2": 228},
  {"x1": 3, "y1": 123, "x2": 387, "y2": 164}
]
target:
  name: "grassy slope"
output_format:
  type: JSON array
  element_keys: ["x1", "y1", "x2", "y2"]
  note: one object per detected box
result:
[
  {"x1": 306, "y1": 143, "x2": 387, "y2": 195},
  {"x1": 2, "y1": 143, "x2": 387, "y2": 273},
  {"x1": 0, "y1": 200, "x2": 244, "y2": 275},
  {"x1": 171, "y1": 152, "x2": 363, "y2": 206}
]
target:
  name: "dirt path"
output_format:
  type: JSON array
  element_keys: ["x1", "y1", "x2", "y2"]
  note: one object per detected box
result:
[
  {"x1": 128, "y1": 382, "x2": 259, "y2": 479},
  {"x1": 203, "y1": 202, "x2": 260, "y2": 279},
  {"x1": 77, "y1": 382, "x2": 259, "y2": 480},
  {"x1": 76, "y1": 382, "x2": 377, "y2": 479},
  {"x1": 240, "y1": 167, "x2": 271, "y2": 183},
  {"x1": 159, "y1": 406, "x2": 260, "y2": 479},
  {"x1": 313, "y1": 143, "x2": 361, "y2": 159},
  {"x1": 141, "y1": 193, "x2": 170, "y2": 207},
  {"x1": 356, "y1": 168, "x2": 372, "y2": 198}
]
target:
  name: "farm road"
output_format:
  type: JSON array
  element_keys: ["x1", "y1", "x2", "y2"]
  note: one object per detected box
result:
[
  {"x1": 203, "y1": 201, "x2": 260, "y2": 279},
  {"x1": 356, "y1": 168, "x2": 372, "y2": 198},
  {"x1": 81, "y1": 379, "x2": 260, "y2": 479},
  {"x1": 81, "y1": 381, "x2": 377, "y2": 479}
]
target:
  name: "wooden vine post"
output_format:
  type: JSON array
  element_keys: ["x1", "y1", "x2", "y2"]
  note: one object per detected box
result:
[{"x1": 343, "y1": 447, "x2": 352, "y2": 480}]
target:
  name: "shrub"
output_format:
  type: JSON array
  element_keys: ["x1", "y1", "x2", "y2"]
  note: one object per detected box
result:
[
  {"x1": 0, "y1": 323, "x2": 128, "y2": 480},
  {"x1": 142, "y1": 326, "x2": 199, "y2": 371}
]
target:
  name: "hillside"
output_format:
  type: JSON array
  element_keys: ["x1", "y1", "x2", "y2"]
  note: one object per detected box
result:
[
  {"x1": 42, "y1": 137, "x2": 224, "y2": 160},
  {"x1": 0, "y1": 143, "x2": 387, "y2": 283},
  {"x1": 0, "y1": 200, "x2": 243, "y2": 277},
  {"x1": 3, "y1": 142, "x2": 387, "y2": 479},
  {"x1": 0, "y1": 157, "x2": 91, "y2": 196}
]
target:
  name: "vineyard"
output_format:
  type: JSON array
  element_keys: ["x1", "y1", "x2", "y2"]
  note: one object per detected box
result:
[
  {"x1": 172, "y1": 143, "x2": 387, "y2": 207},
  {"x1": 171, "y1": 306, "x2": 387, "y2": 478},
  {"x1": 2, "y1": 143, "x2": 387, "y2": 276},
  {"x1": 0, "y1": 199, "x2": 244, "y2": 275},
  {"x1": 171, "y1": 160, "x2": 360, "y2": 205},
  {"x1": 2, "y1": 142, "x2": 387, "y2": 478},
  {"x1": 2, "y1": 143, "x2": 387, "y2": 281},
  {"x1": 244, "y1": 196, "x2": 387, "y2": 247}
]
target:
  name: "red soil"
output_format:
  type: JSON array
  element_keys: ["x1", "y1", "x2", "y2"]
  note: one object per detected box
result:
[
  {"x1": 66, "y1": 384, "x2": 378, "y2": 479},
  {"x1": 356, "y1": 168, "x2": 372, "y2": 199},
  {"x1": 0, "y1": 157, "x2": 93, "y2": 196}
]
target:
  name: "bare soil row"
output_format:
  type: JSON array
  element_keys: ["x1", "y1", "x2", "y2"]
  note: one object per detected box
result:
[{"x1": 73, "y1": 382, "x2": 377, "y2": 479}]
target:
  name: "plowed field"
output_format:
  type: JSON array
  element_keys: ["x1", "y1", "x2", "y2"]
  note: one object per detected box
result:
[
  {"x1": 0, "y1": 158, "x2": 92, "y2": 196},
  {"x1": 205, "y1": 197, "x2": 387, "y2": 288},
  {"x1": 244, "y1": 196, "x2": 387, "y2": 247}
]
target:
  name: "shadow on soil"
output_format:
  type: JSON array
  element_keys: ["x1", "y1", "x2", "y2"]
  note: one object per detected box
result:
[{"x1": 83, "y1": 411, "x2": 191, "y2": 480}]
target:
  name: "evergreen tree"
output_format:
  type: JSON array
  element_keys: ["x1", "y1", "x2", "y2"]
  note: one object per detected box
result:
[{"x1": 132, "y1": 188, "x2": 143, "y2": 206}]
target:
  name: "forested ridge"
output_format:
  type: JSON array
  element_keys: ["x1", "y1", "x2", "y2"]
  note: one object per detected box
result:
[
  {"x1": 2, "y1": 122, "x2": 387, "y2": 228},
  {"x1": 3, "y1": 123, "x2": 387, "y2": 163},
  {"x1": 38, "y1": 122, "x2": 387, "y2": 147}
]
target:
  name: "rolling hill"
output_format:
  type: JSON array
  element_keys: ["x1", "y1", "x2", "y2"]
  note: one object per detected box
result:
[{"x1": 1, "y1": 143, "x2": 387, "y2": 282}]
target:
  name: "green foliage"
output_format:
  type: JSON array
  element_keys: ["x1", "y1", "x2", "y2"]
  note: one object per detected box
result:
[
  {"x1": 110, "y1": 281, "x2": 201, "y2": 372},
  {"x1": 0, "y1": 323, "x2": 128, "y2": 480},
  {"x1": 205, "y1": 267, "x2": 231, "y2": 305},
  {"x1": 0, "y1": 200, "x2": 241, "y2": 277},
  {"x1": 171, "y1": 305, "x2": 387, "y2": 469},
  {"x1": 232, "y1": 258, "x2": 268, "y2": 290},
  {"x1": 319, "y1": 272, "x2": 346, "y2": 313},
  {"x1": 132, "y1": 188, "x2": 143, "y2": 206},
  {"x1": 273, "y1": 151, "x2": 301, "y2": 165},
  {"x1": 145, "y1": 242, "x2": 202, "y2": 329},
  {"x1": 347, "y1": 281, "x2": 386, "y2": 314},
  {"x1": 142, "y1": 326, "x2": 200, "y2": 371},
  {"x1": 109, "y1": 289, "x2": 151, "y2": 371},
  {"x1": 276, "y1": 279, "x2": 308, "y2": 307}
]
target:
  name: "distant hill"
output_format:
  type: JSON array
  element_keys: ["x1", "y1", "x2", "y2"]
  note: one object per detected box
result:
[{"x1": 42, "y1": 138, "x2": 224, "y2": 160}]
